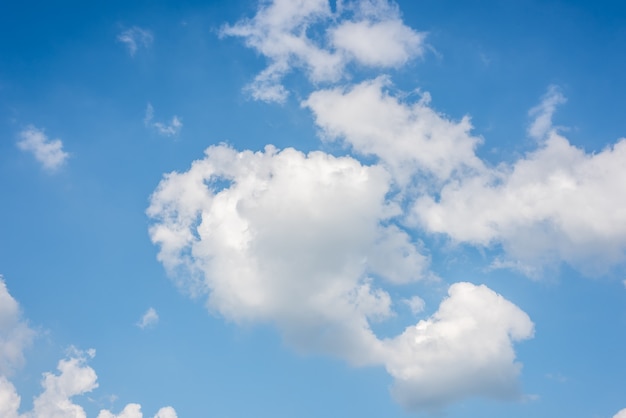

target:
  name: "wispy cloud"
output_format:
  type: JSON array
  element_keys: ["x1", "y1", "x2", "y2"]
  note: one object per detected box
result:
[
  {"x1": 17, "y1": 126, "x2": 69, "y2": 172},
  {"x1": 144, "y1": 103, "x2": 182, "y2": 137},
  {"x1": 137, "y1": 307, "x2": 159, "y2": 329},
  {"x1": 221, "y1": 0, "x2": 426, "y2": 102},
  {"x1": 117, "y1": 26, "x2": 153, "y2": 56}
]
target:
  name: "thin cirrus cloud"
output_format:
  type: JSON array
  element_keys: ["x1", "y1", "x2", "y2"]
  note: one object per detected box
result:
[
  {"x1": 147, "y1": 144, "x2": 534, "y2": 409},
  {"x1": 137, "y1": 307, "x2": 159, "y2": 329},
  {"x1": 16, "y1": 126, "x2": 69, "y2": 172},
  {"x1": 144, "y1": 103, "x2": 182, "y2": 137},
  {"x1": 220, "y1": 0, "x2": 426, "y2": 102},
  {"x1": 117, "y1": 26, "x2": 153, "y2": 57},
  {"x1": 0, "y1": 277, "x2": 176, "y2": 418}
]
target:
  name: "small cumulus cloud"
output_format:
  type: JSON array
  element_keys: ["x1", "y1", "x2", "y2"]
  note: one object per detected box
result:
[
  {"x1": 16, "y1": 126, "x2": 69, "y2": 172},
  {"x1": 0, "y1": 277, "x2": 176, "y2": 418},
  {"x1": 144, "y1": 103, "x2": 182, "y2": 137},
  {"x1": 137, "y1": 307, "x2": 159, "y2": 329},
  {"x1": 117, "y1": 26, "x2": 153, "y2": 56}
]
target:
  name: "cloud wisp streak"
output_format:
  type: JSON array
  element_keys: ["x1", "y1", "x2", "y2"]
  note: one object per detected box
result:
[{"x1": 117, "y1": 27, "x2": 154, "y2": 57}]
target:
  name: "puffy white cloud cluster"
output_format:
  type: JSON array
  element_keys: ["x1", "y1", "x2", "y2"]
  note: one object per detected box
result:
[
  {"x1": 0, "y1": 278, "x2": 177, "y2": 418},
  {"x1": 384, "y1": 283, "x2": 533, "y2": 409},
  {"x1": 147, "y1": 0, "x2": 626, "y2": 412},
  {"x1": 413, "y1": 88, "x2": 626, "y2": 275},
  {"x1": 221, "y1": 0, "x2": 425, "y2": 102},
  {"x1": 17, "y1": 126, "x2": 69, "y2": 172},
  {"x1": 148, "y1": 144, "x2": 428, "y2": 363},
  {"x1": 147, "y1": 145, "x2": 534, "y2": 408}
]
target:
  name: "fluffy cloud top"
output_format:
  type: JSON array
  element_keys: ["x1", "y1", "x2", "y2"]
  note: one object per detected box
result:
[
  {"x1": 147, "y1": 144, "x2": 533, "y2": 408},
  {"x1": 221, "y1": 0, "x2": 425, "y2": 102},
  {"x1": 384, "y1": 283, "x2": 534, "y2": 410},
  {"x1": 412, "y1": 90, "x2": 626, "y2": 275},
  {"x1": 148, "y1": 144, "x2": 426, "y2": 364},
  {"x1": 17, "y1": 126, "x2": 69, "y2": 171}
]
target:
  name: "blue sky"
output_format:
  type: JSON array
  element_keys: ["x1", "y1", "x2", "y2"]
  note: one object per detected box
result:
[{"x1": 1, "y1": 0, "x2": 626, "y2": 417}]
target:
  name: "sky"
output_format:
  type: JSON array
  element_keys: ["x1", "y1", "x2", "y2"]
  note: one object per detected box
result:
[{"x1": 1, "y1": 0, "x2": 626, "y2": 417}]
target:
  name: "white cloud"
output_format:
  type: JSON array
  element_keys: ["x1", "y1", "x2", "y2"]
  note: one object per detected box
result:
[
  {"x1": 528, "y1": 85, "x2": 566, "y2": 140},
  {"x1": 384, "y1": 283, "x2": 534, "y2": 410},
  {"x1": 330, "y1": 19, "x2": 425, "y2": 68},
  {"x1": 614, "y1": 408, "x2": 626, "y2": 418},
  {"x1": 137, "y1": 308, "x2": 159, "y2": 329},
  {"x1": 0, "y1": 376, "x2": 21, "y2": 418},
  {"x1": 413, "y1": 89, "x2": 626, "y2": 275},
  {"x1": 147, "y1": 145, "x2": 533, "y2": 409},
  {"x1": 221, "y1": 0, "x2": 426, "y2": 102},
  {"x1": 97, "y1": 404, "x2": 177, "y2": 418},
  {"x1": 117, "y1": 27, "x2": 153, "y2": 56},
  {"x1": 17, "y1": 126, "x2": 69, "y2": 171},
  {"x1": 0, "y1": 276, "x2": 36, "y2": 376},
  {"x1": 30, "y1": 348, "x2": 99, "y2": 418},
  {"x1": 304, "y1": 77, "x2": 485, "y2": 185},
  {"x1": 144, "y1": 103, "x2": 182, "y2": 137},
  {"x1": 148, "y1": 144, "x2": 427, "y2": 364},
  {"x1": 0, "y1": 279, "x2": 177, "y2": 418},
  {"x1": 403, "y1": 295, "x2": 425, "y2": 314}
]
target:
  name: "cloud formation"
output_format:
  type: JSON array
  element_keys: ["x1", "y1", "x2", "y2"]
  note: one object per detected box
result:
[
  {"x1": 0, "y1": 278, "x2": 177, "y2": 418},
  {"x1": 412, "y1": 88, "x2": 626, "y2": 275},
  {"x1": 221, "y1": 0, "x2": 425, "y2": 102},
  {"x1": 17, "y1": 126, "x2": 69, "y2": 171},
  {"x1": 117, "y1": 27, "x2": 153, "y2": 56},
  {"x1": 384, "y1": 283, "x2": 533, "y2": 410},
  {"x1": 147, "y1": 145, "x2": 533, "y2": 409},
  {"x1": 0, "y1": 277, "x2": 36, "y2": 376},
  {"x1": 304, "y1": 77, "x2": 484, "y2": 185},
  {"x1": 144, "y1": 103, "x2": 182, "y2": 137},
  {"x1": 137, "y1": 308, "x2": 159, "y2": 329}
]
